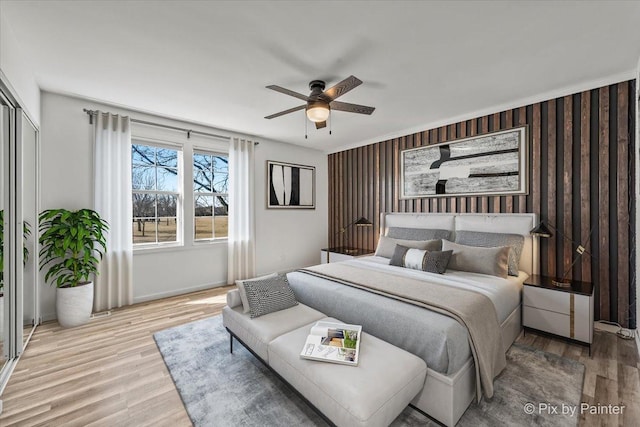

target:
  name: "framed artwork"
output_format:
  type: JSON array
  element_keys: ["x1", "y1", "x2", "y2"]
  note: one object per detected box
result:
[
  {"x1": 400, "y1": 126, "x2": 528, "y2": 198},
  {"x1": 267, "y1": 160, "x2": 315, "y2": 209}
]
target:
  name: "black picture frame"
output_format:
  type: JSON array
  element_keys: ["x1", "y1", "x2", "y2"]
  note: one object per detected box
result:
[{"x1": 267, "y1": 160, "x2": 315, "y2": 209}]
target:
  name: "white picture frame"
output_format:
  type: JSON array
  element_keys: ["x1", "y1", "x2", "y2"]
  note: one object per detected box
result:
[{"x1": 400, "y1": 126, "x2": 528, "y2": 198}]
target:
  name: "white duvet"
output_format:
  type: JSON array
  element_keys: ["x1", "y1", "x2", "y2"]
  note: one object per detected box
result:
[{"x1": 348, "y1": 256, "x2": 526, "y2": 323}]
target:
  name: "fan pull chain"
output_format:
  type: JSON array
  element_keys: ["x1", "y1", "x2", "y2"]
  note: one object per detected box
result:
[
  {"x1": 304, "y1": 113, "x2": 308, "y2": 139},
  {"x1": 329, "y1": 110, "x2": 332, "y2": 135}
]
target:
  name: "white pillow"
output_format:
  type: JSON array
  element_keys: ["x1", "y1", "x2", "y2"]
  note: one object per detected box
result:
[
  {"x1": 236, "y1": 273, "x2": 278, "y2": 313},
  {"x1": 226, "y1": 289, "x2": 242, "y2": 308}
]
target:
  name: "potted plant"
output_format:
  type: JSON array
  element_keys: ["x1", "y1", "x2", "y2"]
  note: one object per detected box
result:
[{"x1": 39, "y1": 209, "x2": 108, "y2": 328}]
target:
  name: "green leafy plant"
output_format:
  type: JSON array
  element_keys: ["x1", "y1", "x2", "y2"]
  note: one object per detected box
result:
[
  {"x1": 0, "y1": 210, "x2": 31, "y2": 291},
  {"x1": 39, "y1": 209, "x2": 109, "y2": 288}
]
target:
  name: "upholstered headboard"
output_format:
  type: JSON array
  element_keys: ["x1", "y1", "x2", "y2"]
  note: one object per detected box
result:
[{"x1": 380, "y1": 212, "x2": 539, "y2": 275}]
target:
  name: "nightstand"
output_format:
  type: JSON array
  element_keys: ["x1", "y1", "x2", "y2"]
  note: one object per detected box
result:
[
  {"x1": 523, "y1": 274, "x2": 594, "y2": 354},
  {"x1": 320, "y1": 247, "x2": 374, "y2": 264}
]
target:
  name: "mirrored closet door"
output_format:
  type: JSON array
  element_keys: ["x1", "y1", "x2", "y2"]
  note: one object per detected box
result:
[
  {"x1": 0, "y1": 81, "x2": 39, "y2": 395},
  {"x1": 0, "y1": 95, "x2": 11, "y2": 375},
  {"x1": 0, "y1": 89, "x2": 17, "y2": 388},
  {"x1": 21, "y1": 112, "x2": 38, "y2": 344}
]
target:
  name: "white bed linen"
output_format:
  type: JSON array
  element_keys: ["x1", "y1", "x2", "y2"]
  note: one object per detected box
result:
[{"x1": 349, "y1": 256, "x2": 526, "y2": 323}]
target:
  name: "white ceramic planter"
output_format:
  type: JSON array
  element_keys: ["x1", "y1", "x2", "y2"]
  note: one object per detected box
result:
[{"x1": 56, "y1": 282, "x2": 93, "y2": 328}]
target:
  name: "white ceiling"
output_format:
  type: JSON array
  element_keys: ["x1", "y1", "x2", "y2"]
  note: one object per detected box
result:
[{"x1": 2, "y1": 1, "x2": 640, "y2": 152}]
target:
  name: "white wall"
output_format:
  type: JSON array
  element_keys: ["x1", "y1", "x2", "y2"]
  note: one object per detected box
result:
[
  {"x1": 39, "y1": 91, "x2": 327, "y2": 320},
  {"x1": 0, "y1": 5, "x2": 40, "y2": 124},
  {"x1": 254, "y1": 141, "x2": 328, "y2": 276}
]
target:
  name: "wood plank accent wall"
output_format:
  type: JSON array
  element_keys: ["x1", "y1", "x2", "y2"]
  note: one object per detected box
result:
[{"x1": 328, "y1": 80, "x2": 636, "y2": 327}]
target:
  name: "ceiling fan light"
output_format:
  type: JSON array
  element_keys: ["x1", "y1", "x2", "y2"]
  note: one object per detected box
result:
[{"x1": 306, "y1": 101, "x2": 330, "y2": 122}]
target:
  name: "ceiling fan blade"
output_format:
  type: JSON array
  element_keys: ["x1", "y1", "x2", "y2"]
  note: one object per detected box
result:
[
  {"x1": 330, "y1": 101, "x2": 375, "y2": 115},
  {"x1": 315, "y1": 121, "x2": 327, "y2": 129},
  {"x1": 321, "y1": 75, "x2": 362, "y2": 101},
  {"x1": 266, "y1": 85, "x2": 309, "y2": 101},
  {"x1": 264, "y1": 105, "x2": 306, "y2": 119}
]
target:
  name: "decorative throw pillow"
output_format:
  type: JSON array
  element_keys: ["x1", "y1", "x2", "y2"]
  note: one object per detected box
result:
[
  {"x1": 389, "y1": 244, "x2": 412, "y2": 267},
  {"x1": 374, "y1": 235, "x2": 442, "y2": 258},
  {"x1": 455, "y1": 230, "x2": 524, "y2": 276},
  {"x1": 422, "y1": 250, "x2": 453, "y2": 274},
  {"x1": 387, "y1": 227, "x2": 452, "y2": 241},
  {"x1": 442, "y1": 240, "x2": 510, "y2": 278},
  {"x1": 390, "y1": 245, "x2": 453, "y2": 274},
  {"x1": 236, "y1": 272, "x2": 278, "y2": 313},
  {"x1": 243, "y1": 274, "x2": 298, "y2": 318},
  {"x1": 226, "y1": 289, "x2": 242, "y2": 308}
]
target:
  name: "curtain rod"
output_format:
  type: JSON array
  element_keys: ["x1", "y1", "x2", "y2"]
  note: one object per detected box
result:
[{"x1": 83, "y1": 108, "x2": 259, "y2": 145}]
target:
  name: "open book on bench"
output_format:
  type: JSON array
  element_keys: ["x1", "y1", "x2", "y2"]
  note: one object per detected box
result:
[{"x1": 300, "y1": 321, "x2": 362, "y2": 366}]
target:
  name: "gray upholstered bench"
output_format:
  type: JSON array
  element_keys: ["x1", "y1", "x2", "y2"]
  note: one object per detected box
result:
[{"x1": 268, "y1": 317, "x2": 427, "y2": 427}]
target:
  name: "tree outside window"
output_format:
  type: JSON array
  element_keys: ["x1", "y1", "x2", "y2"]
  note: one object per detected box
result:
[
  {"x1": 132, "y1": 144, "x2": 180, "y2": 244},
  {"x1": 193, "y1": 151, "x2": 228, "y2": 240}
]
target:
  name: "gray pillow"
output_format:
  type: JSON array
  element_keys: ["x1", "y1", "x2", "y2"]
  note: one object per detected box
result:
[
  {"x1": 375, "y1": 235, "x2": 442, "y2": 258},
  {"x1": 442, "y1": 240, "x2": 510, "y2": 278},
  {"x1": 390, "y1": 245, "x2": 452, "y2": 274},
  {"x1": 390, "y1": 244, "x2": 412, "y2": 267},
  {"x1": 244, "y1": 274, "x2": 298, "y2": 318},
  {"x1": 423, "y1": 250, "x2": 453, "y2": 274},
  {"x1": 455, "y1": 230, "x2": 524, "y2": 276},
  {"x1": 236, "y1": 272, "x2": 278, "y2": 313},
  {"x1": 387, "y1": 227, "x2": 451, "y2": 241}
]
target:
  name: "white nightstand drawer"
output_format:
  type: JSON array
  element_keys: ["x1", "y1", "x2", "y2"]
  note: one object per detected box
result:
[
  {"x1": 523, "y1": 286, "x2": 570, "y2": 314},
  {"x1": 523, "y1": 306, "x2": 570, "y2": 337}
]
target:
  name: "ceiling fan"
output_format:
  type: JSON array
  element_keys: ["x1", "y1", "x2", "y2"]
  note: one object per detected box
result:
[{"x1": 264, "y1": 75, "x2": 375, "y2": 130}]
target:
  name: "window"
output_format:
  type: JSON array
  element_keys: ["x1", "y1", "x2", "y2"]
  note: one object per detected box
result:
[
  {"x1": 193, "y1": 151, "x2": 228, "y2": 240},
  {"x1": 132, "y1": 143, "x2": 181, "y2": 245}
]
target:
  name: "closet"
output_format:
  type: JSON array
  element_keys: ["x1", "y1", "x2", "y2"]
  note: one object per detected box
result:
[{"x1": 0, "y1": 80, "x2": 39, "y2": 397}]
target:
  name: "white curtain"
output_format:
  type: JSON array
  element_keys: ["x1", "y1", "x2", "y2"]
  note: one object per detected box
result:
[
  {"x1": 228, "y1": 137, "x2": 256, "y2": 283},
  {"x1": 93, "y1": 112, "x2": 133, "y2": 311}
]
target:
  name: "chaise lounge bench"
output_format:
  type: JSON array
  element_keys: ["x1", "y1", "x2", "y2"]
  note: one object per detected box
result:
[{"x1": 222, "y1": 289, "x2": 427, "y2": 427}]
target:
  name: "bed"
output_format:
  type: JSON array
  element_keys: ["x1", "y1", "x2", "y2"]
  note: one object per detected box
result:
[{"x1": 287, "y1": 213, "x2": 538, "y2": 426}]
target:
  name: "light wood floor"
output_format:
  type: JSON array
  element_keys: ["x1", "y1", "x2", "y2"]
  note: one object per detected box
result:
[
  {"x1": 0, "y1": 286, "x2": 232, "y2": 427},
  {"x1": 519, "y1": 327, "x2": 640, "y2": 426},
  {"x1": 0, "y1": 287, "x2": 637, "y2": 426}
]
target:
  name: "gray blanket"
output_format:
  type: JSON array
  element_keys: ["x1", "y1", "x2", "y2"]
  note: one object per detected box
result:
[
  {"x1": 296, "y1": 263, "x2": 507, "y2": 399},
  {"x1": 287, "y1": 270, "x2": 472, "y2": 375}
]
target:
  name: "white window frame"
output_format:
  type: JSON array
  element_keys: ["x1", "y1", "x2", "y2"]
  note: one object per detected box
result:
[
  {"x1": 193, "y1": 149, "x2": 229, "y2": 242},
  {"x1": 132, "y1": 140, "x2": 183, "y2": 248}
]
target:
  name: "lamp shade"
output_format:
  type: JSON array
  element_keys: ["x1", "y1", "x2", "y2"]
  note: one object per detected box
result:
[
  {"x1": 530, "y1": 221, "x2": 553, "y2": 238},
  {"x1": 306, "y1": 101, "x2": 330, "y2": 122},
  {"x1": 354, "y1": 217, "x2": 372, "y2": 227}
]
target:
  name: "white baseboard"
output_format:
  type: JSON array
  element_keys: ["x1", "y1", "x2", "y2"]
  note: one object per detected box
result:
[
  {"x1": 132, "y1": 281, "x2": 228, "y2": 304},
  {"x1": 636, "y1": 330, "x2": 640, "y2": 356},
  {"x1": 41, "y1": 281, "x2": 229, "y2": 322}
]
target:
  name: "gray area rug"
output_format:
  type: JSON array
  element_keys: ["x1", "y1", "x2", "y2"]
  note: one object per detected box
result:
[{"x1": 154, "y1": 315, "x2": 584, "y2": 426}]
